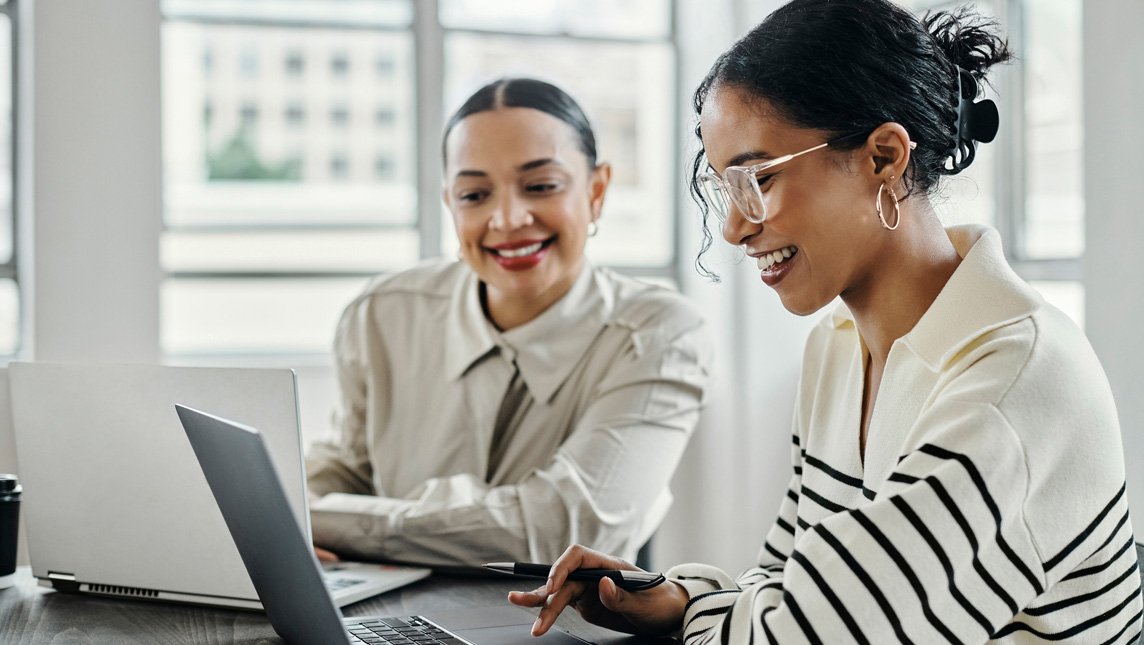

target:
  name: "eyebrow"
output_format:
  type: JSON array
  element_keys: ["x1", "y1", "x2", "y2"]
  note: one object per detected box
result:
[
  {"x1": 453, "y1": 158, "x2": 562, "y2": 179},
  {"x1": 724, "y1": 150, "x2": 774, "y2": 169}
]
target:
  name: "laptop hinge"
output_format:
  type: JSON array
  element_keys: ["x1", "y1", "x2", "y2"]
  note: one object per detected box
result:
[{"x1": 47, "y1": 571, "x2": 80, "y2": 593}]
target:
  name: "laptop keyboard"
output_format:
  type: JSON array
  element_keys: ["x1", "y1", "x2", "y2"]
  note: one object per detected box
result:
[
  {"x1": 347, "y1": 616, "x2": 465, "y2": 644},
  {"x1": 324, "y1": 575, "x2": 366, "y2": 592}
]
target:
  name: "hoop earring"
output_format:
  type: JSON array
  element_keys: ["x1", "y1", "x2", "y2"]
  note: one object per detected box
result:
[
  {"x1": 876, "y1": 176, "x2": 901, "y2": 231},
  {"x1": 588, "y1": 220, "x2": 599, "y2": 238}
]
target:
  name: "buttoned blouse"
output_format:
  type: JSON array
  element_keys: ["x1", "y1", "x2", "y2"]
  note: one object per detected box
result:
[{"x1": 306, "y1": 259, "x2": 712, "y2": 566}]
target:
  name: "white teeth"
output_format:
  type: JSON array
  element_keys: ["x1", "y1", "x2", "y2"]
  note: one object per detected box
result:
[
  {"x1": 498, "y1": 242, "x2": 543, "y2": 258},
  {"x1": 757, "y1": 245, "x2": 798, "y2": 270}
]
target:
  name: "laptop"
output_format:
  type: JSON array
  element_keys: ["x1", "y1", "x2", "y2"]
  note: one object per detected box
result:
[
  {"x1": 8, "y1": 362, "x2": 429, "y2": 609},
  {"x1": 177, "y1": 404, "x2": 591, "y2": 644}
]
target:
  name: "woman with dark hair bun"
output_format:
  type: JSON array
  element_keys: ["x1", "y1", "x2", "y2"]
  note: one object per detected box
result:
[
  {"x1": 514, "y1": 2, "x2": 1143, "y2": 641},
  {"x1": 305, "y1": 78, "x2": 712, "y2": 567}
]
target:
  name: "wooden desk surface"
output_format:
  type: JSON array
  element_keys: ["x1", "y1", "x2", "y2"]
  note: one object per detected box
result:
[{"x1": 0, "y1": 567, "x2": 663, "y2": 644}]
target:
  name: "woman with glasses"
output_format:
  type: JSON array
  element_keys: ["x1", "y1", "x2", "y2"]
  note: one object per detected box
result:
[
  {"x1": 512, "y1": 1, "x2": 1142, "y2": 641},
  {"x1": 304, "y1": 78, "x2": 712, "y2": 567}
]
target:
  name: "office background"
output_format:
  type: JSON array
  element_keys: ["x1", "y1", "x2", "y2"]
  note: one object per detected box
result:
[{"x1": 0, "y1": 0, "x2": 1140, "y2": 575}]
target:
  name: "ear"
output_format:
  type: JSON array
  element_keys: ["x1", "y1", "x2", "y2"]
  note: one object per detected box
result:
[
  {"x1": 441, "y1": 184, "x2": 451, "y2": 210},
  {"x1": 863, "y1": 122, "x2": 912, "y2": 183},
  {"x1": 588, "y1": 162, "x2": 612, "y2": 221}
]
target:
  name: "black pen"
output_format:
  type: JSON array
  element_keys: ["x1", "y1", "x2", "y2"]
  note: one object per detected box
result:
[{"x1": 483, "y1": 562, "x2": 666, "y2": 592}]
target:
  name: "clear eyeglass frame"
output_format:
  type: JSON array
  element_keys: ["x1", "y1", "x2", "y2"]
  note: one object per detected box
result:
[{"x1": 698, "y1": 131, "x2": 916, "y2": 225}]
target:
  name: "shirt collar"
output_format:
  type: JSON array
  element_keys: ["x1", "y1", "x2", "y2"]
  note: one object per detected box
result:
[
  {"x1": 830, "y1": 225, "x2": 1043, "y2": 370},
  {"x1": 445, "y1": 262, "x2": 611, "y2": 403},
  {"x1": 444, "y1": 267, "x2": 500, "y2": 382}
]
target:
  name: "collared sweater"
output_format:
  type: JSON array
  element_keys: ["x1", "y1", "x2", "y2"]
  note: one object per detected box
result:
[{"x1": 668, "y1": 225, "x2": 1142, "y2": 643}]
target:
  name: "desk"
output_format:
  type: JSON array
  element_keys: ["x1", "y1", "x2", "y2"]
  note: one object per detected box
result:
[{"x1": 0, "y1": 567, "x2": 660, "y2": 644}]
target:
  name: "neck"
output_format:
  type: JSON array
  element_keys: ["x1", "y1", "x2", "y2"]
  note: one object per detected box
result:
[{"x1": 841, "y1": 200, "x2": 962, "y2": 366}]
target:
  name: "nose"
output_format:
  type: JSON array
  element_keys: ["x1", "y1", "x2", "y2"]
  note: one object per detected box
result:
[
  {"x1": 489, "y1": 192, "x2": 534, "y2": 231},
  {"x1": 720, "y1": 202, "x2": 761, "y2": 247}
]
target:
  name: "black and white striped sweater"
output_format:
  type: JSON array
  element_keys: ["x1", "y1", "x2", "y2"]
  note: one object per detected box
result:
[{"x1": 668, "y1": 227, "x2": 1142, "y2": 643}]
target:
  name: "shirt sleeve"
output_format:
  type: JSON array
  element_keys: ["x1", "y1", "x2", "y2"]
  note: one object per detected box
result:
[
  {"x1": 308, "y1": 311, "x2": 713, "y2": 566},
  {"x1": 673, "y1": 400, "x2": 1050, "y2": 644},
  {"x1": 305, "y1": 298, "x2": 379, "y2": 498}
]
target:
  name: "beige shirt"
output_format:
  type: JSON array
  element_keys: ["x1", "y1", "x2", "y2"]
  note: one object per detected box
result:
[{"x1": 306, "y1": 260, "x2": 712, "y2": 566}]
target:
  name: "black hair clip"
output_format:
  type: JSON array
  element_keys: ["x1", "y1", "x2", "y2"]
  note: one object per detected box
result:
[{"x1": 950, "y1": 67, "x2": 1000, "y2": 172}]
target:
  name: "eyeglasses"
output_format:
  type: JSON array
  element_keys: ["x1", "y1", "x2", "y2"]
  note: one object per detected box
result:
[{"x1": 697, "y1": 131, "x2": 915, "y2": 225}]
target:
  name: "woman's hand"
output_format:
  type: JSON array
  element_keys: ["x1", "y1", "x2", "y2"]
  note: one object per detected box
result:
[
  {"x1": 506, "y1": 544, "x2": 689, "y2": 637},
  {"x1": 314, "y1": 546, "x2": 340, "y2": 563}
]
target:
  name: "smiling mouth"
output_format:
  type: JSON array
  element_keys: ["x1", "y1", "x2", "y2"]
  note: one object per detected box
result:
[
  {"x1": 756, "y1": 245, "x2": 798, "y2": 270},
  {"x1": 486, "y1": 236, "x2": 556, "y2": 258}
]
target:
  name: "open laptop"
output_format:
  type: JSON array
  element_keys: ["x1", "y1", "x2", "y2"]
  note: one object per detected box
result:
[
  {"x1": 8, "y1": 362, "x2": 429, "y2": 609},
  {"x1": 177, "y1": 404, "x2": 591, "y2": 644}
]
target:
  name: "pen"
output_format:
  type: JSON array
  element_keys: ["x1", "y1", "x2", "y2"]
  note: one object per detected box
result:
[{"x1": 483, "y1": 562, "x2": 666, "y2": 592}]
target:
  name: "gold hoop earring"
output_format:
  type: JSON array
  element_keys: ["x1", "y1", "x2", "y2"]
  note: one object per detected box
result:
[
  {"x1": 588, "y1": 220, "x2": 599, "y2": 237},
  {"x1": 876, "y1": 176, "x2": 901, "y2": 231}
]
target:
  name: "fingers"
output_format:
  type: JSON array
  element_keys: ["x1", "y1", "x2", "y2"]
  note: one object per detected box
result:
[
  {"x1": 508, "y1": 544, "x2": 644, "y2": 637},
  {"x1": 546, "y1": 544, "x2": 630, "y2": 594},
  {"x1": 506, "y1": 584, "x2": 548, "y2": 608},
  {"x1": 532, "y1": 580, "x2": 586, "y2": 637},
  {"x1": 314, "y1": 546, "x2": 340, "y2": 563},
  {"x1": 546, "y1": 544, "x2": 587, "y2": 594},
  {"x1": 596, "y1": 576, "x2": 626, "y2": 612}
]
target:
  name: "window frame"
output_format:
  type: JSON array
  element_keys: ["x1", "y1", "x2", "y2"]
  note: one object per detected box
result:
[
  {"x1": 909, "y1": 0, "x2": 1082, "y2": 284},
  {"x1": 159, "y1": 0, "x2": 681, "y2": 358},
  {"x1": 994, "y1": 0, "x2": 1082, "y2": 282},
  {"x1": 1, "y1": 0, "x2": 20, "y2": 359}
]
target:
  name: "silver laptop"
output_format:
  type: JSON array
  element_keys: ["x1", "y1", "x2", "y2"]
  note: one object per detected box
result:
[
  {"x1": 177, "y1": 404, "x2": 590, "y2": 644},
  {"x1": 8, "y1": 362, "x2": 428, "y2": 609}
]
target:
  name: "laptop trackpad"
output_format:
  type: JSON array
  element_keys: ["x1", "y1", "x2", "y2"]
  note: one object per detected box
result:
[
  {"x1": 423, "y1": 606, "x2": 591, "y2": 644},
  {"x1": 454, "y1": 625, "x2": 589, "y2": 644}
]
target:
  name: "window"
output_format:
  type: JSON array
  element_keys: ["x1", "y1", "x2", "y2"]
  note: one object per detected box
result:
[
  {"x1": 284, "y1": 49, "x2": 304, "y2": 76},
  {"x1": 374, "y1": 106, "x2": 395, "y2": 126},
  {"x1": 239, "y1": 46, "x2": 259, "y2": 77},
  {"x1": 900, "y1": 0, "x2": 1084, "y2": 326},
  {"x1": 284, "y1": 101, "x2": 305, "y2": 127},
  {"x1": 329, "y1": 152, "x2": 349, "y2": 179},
  {"x1": 330, "y1": 52, "x2": 350, "y2": 77},
  {"x1": 330, "y1": 103, "x2": 349, "y2": 127},
  {"x1": 374, "y1": 154, "x2": 395, "y2": 180},
  {"x1": 160, "y1": 0, "x2": 675, "y2": 357},
  {"x1": 375, "y1": 53, "x2": 395, "y2": 77},
  {"x1": 239, "y1": 102, "x2": 259, "y2": 127},
  {"x1": 0, "y1": 0, "x2": 18, "y2": 357}
]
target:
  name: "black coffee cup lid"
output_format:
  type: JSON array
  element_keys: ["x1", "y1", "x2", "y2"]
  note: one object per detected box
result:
[{"x1": 0, "y1": 474, "x2": 17, "y2": 493}]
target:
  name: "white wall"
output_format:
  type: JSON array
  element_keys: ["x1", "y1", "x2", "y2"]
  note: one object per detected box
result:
[
  {"x1": 1, "y1": 0, "x2": 162, "y2": 568},
  {"x1": 1083, "y1": 4, "x2": 1144, "y2": 529},
  {"x1": 25, "y1": 0, "x2": 161, "y2": 363},
  {"x1": 655, "y1": 0, "x2": 811, "y2": 573}
]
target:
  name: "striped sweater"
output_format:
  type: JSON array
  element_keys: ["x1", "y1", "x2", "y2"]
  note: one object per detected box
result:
[{"x1": 668, "y1": 226, "x2": 1142, "y2": 643}]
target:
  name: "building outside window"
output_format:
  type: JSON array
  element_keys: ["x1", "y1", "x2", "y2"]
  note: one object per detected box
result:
[{"x1": 159, "y1": 0, "x2": 676, "y2": 356}]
